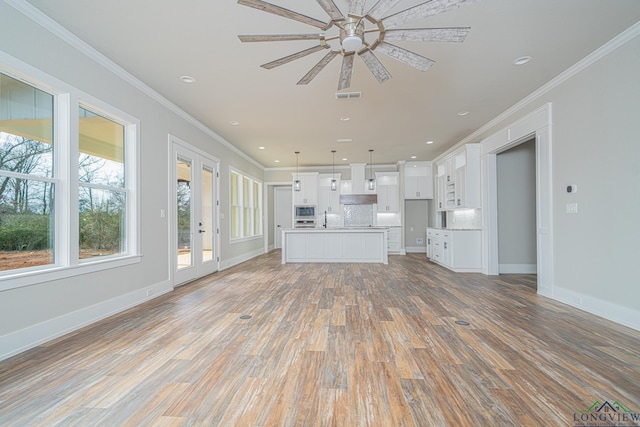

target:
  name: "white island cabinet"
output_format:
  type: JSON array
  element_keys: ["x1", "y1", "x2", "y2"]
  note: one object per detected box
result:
[{"x1": 282, "y1": 228, "x2": 388, "y2": 264}]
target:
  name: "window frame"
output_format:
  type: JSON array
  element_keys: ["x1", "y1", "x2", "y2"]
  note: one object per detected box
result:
[
  {"x1": 0, "y1": 57, "x2": 140, "y2": 292},
  {"x1": 229, "y1": 166, "x2": 262, "y2": 243}
]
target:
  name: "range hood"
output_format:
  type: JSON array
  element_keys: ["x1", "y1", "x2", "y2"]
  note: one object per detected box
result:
[{"x1": 340, "y1": 194, "x2": 377, "y2": 205}]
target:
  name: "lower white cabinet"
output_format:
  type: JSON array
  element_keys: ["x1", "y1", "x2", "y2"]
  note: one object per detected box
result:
[
  {"x1": 427, "y1": 228, "x2": 481, "y2": 272},
  {"x1": 387, "y1": 226, "x2": 402, "y2": 254},
  {"x1": 426, "y1": 228, "x2": 434, "y2": 259},
  {"x1": 282, "y1": 228, "x2": 388, "y2": 264}
]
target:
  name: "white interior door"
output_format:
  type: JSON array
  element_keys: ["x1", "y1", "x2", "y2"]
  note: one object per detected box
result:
[
  {"x1": 274, "y1": 186, "x2": 292, "y2": 249},
  {"x1": 173, "y1": 142, "x2": 219, "y2": 285}
]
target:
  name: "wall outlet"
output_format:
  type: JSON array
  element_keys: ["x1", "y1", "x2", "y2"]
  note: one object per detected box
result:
[
  {"x1": 146, "y1": 288, "x2": 154, "y2": 297},
  {"x1": 416, "y1": 237, "x2": 424, "y2": 245}
]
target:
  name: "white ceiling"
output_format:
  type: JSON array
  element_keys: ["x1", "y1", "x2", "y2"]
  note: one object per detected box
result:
[{"x1": 25, "y1": 0, "x2": 640, "y2": 168}]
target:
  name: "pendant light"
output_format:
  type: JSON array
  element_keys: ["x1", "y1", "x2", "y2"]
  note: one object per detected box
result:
[
  {"x1": 294, "y1": 151, "x2": 301, "y2": 191},
  {"x1": 368, "y1": 149, "x2": 375, "y2": 190},
  {"x1": 331, "y1": 150, "x2": 337, "y2": 191}
]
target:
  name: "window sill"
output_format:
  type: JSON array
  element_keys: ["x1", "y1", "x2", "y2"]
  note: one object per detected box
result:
[{"x1": 0, "y1": 254, "x2": 143, "y2": 292}]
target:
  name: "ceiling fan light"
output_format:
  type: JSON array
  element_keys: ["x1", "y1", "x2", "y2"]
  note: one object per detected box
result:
[{"x1": 342, "y1": 35, "x2": 363, "y2": 52}]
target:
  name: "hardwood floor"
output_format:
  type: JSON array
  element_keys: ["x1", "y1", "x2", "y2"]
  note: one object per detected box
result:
[{"x1": 1, "y1": 252, "x2": 639, "y2": 426}]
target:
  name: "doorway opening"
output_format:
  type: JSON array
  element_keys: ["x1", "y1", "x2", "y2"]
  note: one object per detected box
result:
[
  {"x1": 273, "y1": 186, "x2": 292, "y2": 250},
  {"x1": 496, "y1": 138, "x2": 537, "y2": 287}
]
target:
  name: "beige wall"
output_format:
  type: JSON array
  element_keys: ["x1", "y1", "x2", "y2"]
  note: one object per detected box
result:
[{"x1": 0, "y1": 3, "x2": 264, "y2": 351}]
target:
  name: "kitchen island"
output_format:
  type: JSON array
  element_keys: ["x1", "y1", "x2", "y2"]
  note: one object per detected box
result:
[{"x1": 281, "y1": 228, "x2": 388, "y2": 264}]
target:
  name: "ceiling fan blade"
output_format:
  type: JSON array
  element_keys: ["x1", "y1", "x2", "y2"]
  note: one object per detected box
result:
[
  {"x1": 358, "y1": 49, "x2": 392, "y2": 83},
  {"x1": 384, "y1": 27, "x2": 470, "y2": 43},
  {"x1": 349, "y1": 0, "x2": 367, "y2": 18},
  {"x1": 338, "y1": 54, "x2": 355, "y2": 90},
  {"x1": 375, "y1": 42, "x2": 434, "y2": 71},
  {"x1": 367, "y1": 0, "x2": 403, "y2": 21},
  {"x1": 316, "y1": 0, "x2": 345, "y2": 21},
  {"x1": 238, "y1": 0, "x2": 328, "y2": 29},
  {"x1": 382, "y1": 0, "x2": 479, "y2": 29},
  {"x1": 297, "y1": 50, "x2": 340, "y2": 85},
  {"x1": 261, "y1": 45, "x2": 329, "y2": 70},
  {"x1": 239, "y1": 33, "x2": 325, "y2": 43}
]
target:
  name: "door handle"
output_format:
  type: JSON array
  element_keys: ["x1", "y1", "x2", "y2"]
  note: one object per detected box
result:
[{"x1": 198, "y1": 229, "x2": 206, "y2": 233}]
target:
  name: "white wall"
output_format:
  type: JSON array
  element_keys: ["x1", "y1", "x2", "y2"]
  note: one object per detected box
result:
[
  {"x1": 0, "y1": 2, "x2": 264, "y2": 359},
  {"x1": 404, "y1": 200, "x2": 428, "y2": 252},
  {"x1": 474, "y1": 28, "x2": 640, "y2": 328}
]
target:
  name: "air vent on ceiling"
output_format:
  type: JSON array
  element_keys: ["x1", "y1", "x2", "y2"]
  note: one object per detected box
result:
[{"x1": 335, "y1": 91, "x2": 362, "y2": 100}]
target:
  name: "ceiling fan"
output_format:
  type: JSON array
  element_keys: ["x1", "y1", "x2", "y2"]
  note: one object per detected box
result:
[{"x1": 237, "y1": 0, "x2": 478, "y2": 90}]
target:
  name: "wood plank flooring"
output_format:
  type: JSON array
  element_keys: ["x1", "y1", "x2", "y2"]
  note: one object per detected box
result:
[{"x1": 1, "y1": 252, "x2": 639, "y2": 426}]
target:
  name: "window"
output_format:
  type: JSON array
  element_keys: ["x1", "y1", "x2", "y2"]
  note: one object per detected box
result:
[
  {"x1": 78, "y1": 107, "x2": 126, "y2": 259},
  {"x1": 230, "y1": 168, "x2": 262, "y2": 241},
  {"x1": 0, "y1": 73, "x2": 55, "y2": 271},
  {"x1": 0, "y1": 68, "x2": 138, "y2": 285}
]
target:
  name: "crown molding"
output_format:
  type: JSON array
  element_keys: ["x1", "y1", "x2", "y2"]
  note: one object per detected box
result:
[
  {"x1": 437, "y1": 20, "x2": 640, "y2": 161},
  {"x1": 4, "y1": 0, "x2": 264, "y2": 170}
]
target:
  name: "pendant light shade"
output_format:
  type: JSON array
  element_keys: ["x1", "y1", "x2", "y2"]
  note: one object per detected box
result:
[
  {"x1": 331, "y1": 150, "x2": 337, "y2": 191},
  {"x1": 368, "y1": 149, "x2": 375, "y2": 190},
  {"x1": 294, "y1": 151, "x2": 301, "y2": 191}
]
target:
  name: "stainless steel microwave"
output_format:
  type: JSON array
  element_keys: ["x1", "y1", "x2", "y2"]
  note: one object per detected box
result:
[{"x1": 294, "y1": 205, "x2": 316, "y2": 219}]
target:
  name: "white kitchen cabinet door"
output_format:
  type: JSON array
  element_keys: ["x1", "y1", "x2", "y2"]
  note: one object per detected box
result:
[
  {"x1": 292, "y1": 172, "x2": 319, "y2": 206},
  {"x1": 318, "y1": 174, "x2": 341, "y2": 214},
  {"x1": 404, "y1": 162, "x2": 433, "y2": 199},
  {"x1": 376, "y1": 172, "x2": 400, "y2": 213}
]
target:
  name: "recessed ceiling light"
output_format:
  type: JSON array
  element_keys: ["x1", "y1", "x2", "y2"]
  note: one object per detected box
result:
[
  {"x1": 342, "y1": 158, "x2": 348, "y2": 161},
  {"x1": 258, "y1": 146, "x2": 265, "y2": 150},
  {"x1": 230, "y1": 121, "x2": 240, "y2": 126},
  {"x1": 513, "y1": 56, "x2": 532, "y2": 66},
  {"x1": 274, "y1": 160, "x2": 280, "y2": 163},
  {"x1": 411, "y1": 156, "x2": 417, "y2": 159},
  {"x1": 180, "y1": 75, "x2": 196, "y2": 83},
  {"x1": 340, "y1": 116, "x2": 350, "y2": 121},
  {"x1": 337, "y1": 138, "x2": 352, "y2": 143},
  {"x1": 425, "y1": 140, "x2": 434, "y2": 145},
  {"x1": 457, "y1": 111, "x2": 469, "y2": 116}
]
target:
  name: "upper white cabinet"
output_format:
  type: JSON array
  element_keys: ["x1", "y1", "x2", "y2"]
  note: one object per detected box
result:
[
  {"x1": 292, "y1": 172, "x2": 319, "y2": 206},
  {"x1": 318, "y1": 173, "x2": 341, "y2": 213},
  {"x1": 376, "y1": 172, "x2": 400, "y2": 213},
  {"x1": 404, "y1": 161, "x2": 433, "y2": 199},
  {"x1": 436, "y1": 144, "x2": 481, "y2": 210}
]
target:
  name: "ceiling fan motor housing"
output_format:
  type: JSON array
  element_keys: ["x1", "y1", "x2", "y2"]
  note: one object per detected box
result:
[{"x1": 340, "y1": 18, "x2": 365, "y2": 52}]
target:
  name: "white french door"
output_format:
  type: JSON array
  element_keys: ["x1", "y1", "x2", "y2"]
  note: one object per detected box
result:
[{"x1": 172, "y1": 141, "x2": 219, "y2": 285}]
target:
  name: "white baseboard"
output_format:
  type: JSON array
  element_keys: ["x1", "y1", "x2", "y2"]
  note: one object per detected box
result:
[
  {"x1": 405, "y1": 246, "x2": 426, "y2": 254},
  {"x1": 551, "y1": 287, "x2": 640, "y2": 332},
  {"x1": 0, "y1": 279, "x2": 173, "y2": 362},
  {"x1": 499, "y1": 264, "x2": 537, "y2": 274},
  {"x1": 219, "y1": 248, "x2": 265, "y2": 271}
]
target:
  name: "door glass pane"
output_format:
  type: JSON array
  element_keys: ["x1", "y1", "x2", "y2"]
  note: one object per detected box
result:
[
  {"x1": 201, "y1": 165, "x2": 214, "y2": 263},
  {"x1": 177, "y1": 156, "x2": 192, "y2": 269}
]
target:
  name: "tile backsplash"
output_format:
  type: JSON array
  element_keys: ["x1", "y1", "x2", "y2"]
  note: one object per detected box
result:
[{"x1": 344, "y1": 204, "x2": 374, "y2": 227}]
